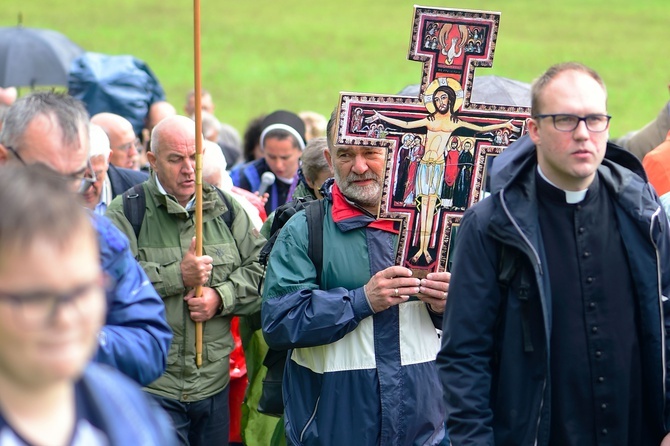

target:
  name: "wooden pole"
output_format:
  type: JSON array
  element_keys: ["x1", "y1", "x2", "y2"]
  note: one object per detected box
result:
[{"x1": 193, "y1": 0, "x2": 204, "y2": 368}]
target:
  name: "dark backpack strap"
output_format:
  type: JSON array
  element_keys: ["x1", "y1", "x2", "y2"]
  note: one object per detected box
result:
[
  {"x1": 496, "y1": 243, "x2": 534, "y2": 353},
  {"x1": 257, "y1": 199, "x2": 325, "y2": 418},
  {"x1": 122, "y1": 184, "x2": 146, "y2": 239},
  {"x1": 305, "y1": 199, "x2": 325, "y2": 284},
  {"x1": 214, "y1": 187, "x2": 235, "y2": 230},
  {"x1": 122, "y1": 184, "x2": 234, "y2": 240}
]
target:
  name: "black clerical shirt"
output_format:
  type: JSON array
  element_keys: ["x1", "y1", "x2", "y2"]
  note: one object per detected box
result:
[{"x1": 536, "y1": 172, "x2": 651, "y2": 445}]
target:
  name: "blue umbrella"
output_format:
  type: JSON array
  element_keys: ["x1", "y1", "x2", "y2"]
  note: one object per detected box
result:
[{"x1": 0, "y1": 26, "x2": 83, "y2": 88}]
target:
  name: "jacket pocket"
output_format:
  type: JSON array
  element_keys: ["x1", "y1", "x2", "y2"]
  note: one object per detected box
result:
[
  {"x1": 167, "y1": 341, "x2": 182, "y2": 366},
  {"x1": 205, "y1": 243, "x2": 239, "y2": 285},
  {"x1": 143, "y1": 262, "x2": 166, "y2": 286}
]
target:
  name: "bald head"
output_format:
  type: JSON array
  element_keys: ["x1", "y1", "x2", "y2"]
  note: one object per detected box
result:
[
  {"x1": 184, "y1": 90, "x2": 214, "y2": 117},
  {"x1": 147, "y1": 101, "x2": 177, "y2": 132},
  {"x1": 91, "y1": 113, "x2": 138, "y2": 169},
  {"x1": 0, "y1": 87, "x2": 17, "y2": 106},
  {"x1": 150, "y1": 115, "x2": 196, "y2": 156}
]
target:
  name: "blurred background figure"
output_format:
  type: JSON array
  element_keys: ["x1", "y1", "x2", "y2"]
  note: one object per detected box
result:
[
  {"x1": 202, "y1": 140, "x2": 266, "y2": 228},
  {"x1": 0, "y1": 87, "x2": 17, "y2": 105},
  {"x1": 642, "y1": 129, "x2": 670, "y2": 196},
  {"x1": 201, "y1": 111, "x2": 224, "y2": 146},
  {"x1": 0, "y1": 163, "x2": 176, "y2": 445},
  {"x1": 299, "y1": 110, "x2": 327, "y2": 142},
  {"x1": 82, "y1": 123, "x2": 112, "y2": 214},
  {"x1": 232, "y1": 110, "x2": 306, "y2": 215},
  {"x1": 147, "y1": 100, "x2": 177, "y2": 131},
  {"x1": 141, "y1": 100, "x2": 178, "y2": 172},
  {"x1": 615, "y1": 84, "x2": 670, "y2": 160},
  {"x1": 241, "y1": 114, "x2": 266, "y2": 165},
  {"x1": 185, "y1": 89, "x2": 242, "y2": 167},
  {"x1": 91, "y1": 112, "x2": 142, "y2": 171},
  {"x1": 228, "y1": 114, "x2": 267, "y2": 183},
  {"x1": 290, "y1": 136, "x2": 332, "y2": 200},
  {"x1": 184, "y1": 88, "x2": 214, "y2": 116},
  {"x1": 83, "y1": 123, "x2": 148, "y2": 214},
  {"x1": 0, "y1": 87, "x2": 17, "y2": 132}
]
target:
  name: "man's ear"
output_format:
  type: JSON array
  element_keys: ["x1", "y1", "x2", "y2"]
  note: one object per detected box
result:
[
  {"x1": 324, "y1": 148, "x2": 333, "y2": 171},
  {"x1": 146, "y1": 151, "x2": 157, "y2": 170},
  {"x1": 528, "y1": 117, "x2": 541, "y2": 146},
  {"x1": 0, "y1": 144, "x2": 9, "y2": 165}
]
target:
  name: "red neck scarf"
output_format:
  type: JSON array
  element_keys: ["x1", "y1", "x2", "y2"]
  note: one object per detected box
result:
[{"x1": 330, "y1": 183, "x2": 399, "y2": 234}]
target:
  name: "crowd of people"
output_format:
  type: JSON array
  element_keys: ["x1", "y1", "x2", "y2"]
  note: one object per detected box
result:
[{"x1": 1, "y1": 59, "x2": 670, "y2": 446}]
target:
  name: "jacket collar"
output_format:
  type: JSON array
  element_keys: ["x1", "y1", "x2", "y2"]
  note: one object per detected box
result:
[
  {"x1": 489, "y1": 134, "x2": 648, "y2": 194},
  {"x1": 488, "y1": 134, "x2": 658, "y2": 253},
  {"x1": 147, "y1": 174, "x2": 218, "y2": 217}
]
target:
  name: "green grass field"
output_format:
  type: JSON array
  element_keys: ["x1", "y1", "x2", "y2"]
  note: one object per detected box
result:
[{"x1": 3, "y1": 0, "x2": 669, "y2": 138}]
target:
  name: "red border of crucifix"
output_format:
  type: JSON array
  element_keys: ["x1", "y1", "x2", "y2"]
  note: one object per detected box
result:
[{"x1": 334, "y1": 6, "x2": 531, "y2": 278}]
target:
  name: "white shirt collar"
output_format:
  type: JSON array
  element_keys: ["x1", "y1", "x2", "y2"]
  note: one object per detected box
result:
[
  {"x1": 536, "y1": 165, "x2": 588, "y2": 204},
  {"x1": 155, "y1": 175, "x2": 196, "y2": 210}
]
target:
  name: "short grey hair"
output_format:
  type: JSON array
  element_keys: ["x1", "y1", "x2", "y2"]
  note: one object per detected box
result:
[
  {"x1": 89, "y1": 123, "x2": 111, "y2": 160},
  {"x1": 0, "y1": 91, "x2": 89, "y2": 154},
  {"x1": 301, "y1": 137, "x2": 331, "y2": 183},
  {"x1": 326, "y1": 108, "x2": 338, "y2": 151},
  {"x1": 198, "y1": 111, "x2": 221, "y2": 140}
]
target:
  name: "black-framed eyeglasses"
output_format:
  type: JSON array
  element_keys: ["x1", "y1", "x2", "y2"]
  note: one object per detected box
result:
[
  {"x1": 5, "y1": 146, "x2": 97, "y2": 194},
  {"x1": 0, "y1": 275, "x2": 110, "y2": 330},
  {"x1": 533, "y1": 114, "x2": 611, "y2": 133}
]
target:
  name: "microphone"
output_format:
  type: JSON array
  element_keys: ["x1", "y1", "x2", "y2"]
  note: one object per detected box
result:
[{"x1": 258, "y1": 171, "x2": 276, "y2": 196}]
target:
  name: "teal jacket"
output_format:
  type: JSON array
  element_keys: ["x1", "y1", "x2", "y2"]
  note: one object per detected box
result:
[
  {"x1": 262, "y1": 194, "x2": 445, "y2": 446},
  {"x1": 107, "y1": 175, "x2": 265, "y2": 401}
]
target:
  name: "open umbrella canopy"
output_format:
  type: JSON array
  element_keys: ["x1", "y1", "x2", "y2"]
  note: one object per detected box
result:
[
  {"x1": 397, "y1": 75, "x2": 531, "y2": 108},
  {"x1": 0, "y1": 26, "x2": 83, "y2": 88}
]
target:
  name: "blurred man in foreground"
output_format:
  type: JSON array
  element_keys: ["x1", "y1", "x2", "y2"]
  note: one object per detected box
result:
[
  {"x1": 0, "y1": 91, "x2": 172, "y2": 386},
  {"x1": 0, "y1": 163, "x2": 176, "y2": 445}
]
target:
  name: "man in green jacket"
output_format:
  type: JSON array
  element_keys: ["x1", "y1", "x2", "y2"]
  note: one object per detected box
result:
[{"x1": 106, "y1": 115, "x2": 265, "y2": 446}]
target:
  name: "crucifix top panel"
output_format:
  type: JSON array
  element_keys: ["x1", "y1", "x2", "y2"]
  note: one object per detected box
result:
[{"x1": 334, "y1": 6, "x2": 531, "y2": 276}]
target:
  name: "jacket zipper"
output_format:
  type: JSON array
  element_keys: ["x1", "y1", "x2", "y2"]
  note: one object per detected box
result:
[
  {"x1": 300, "y1": 396, "x2": 320, "y2": 443},
  {"x1": 499, "y1": 190, "x2": 543, "y2": 275},
  {"x1": 500, "y1": 188, "x2": 546, "y2": 444}
]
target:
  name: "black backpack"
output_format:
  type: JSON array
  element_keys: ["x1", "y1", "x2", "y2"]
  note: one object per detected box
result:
[
  {"x1": 121, "y1": 183, "x2": 235, "y2": 239},
  {"x1": 256, "y1": 197, "x2": 325, "y2": 417}
]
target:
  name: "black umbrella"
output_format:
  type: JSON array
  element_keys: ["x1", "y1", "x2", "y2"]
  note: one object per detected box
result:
[{"x1": 0, "y1": 26, "x2": 83, "y2": 88}]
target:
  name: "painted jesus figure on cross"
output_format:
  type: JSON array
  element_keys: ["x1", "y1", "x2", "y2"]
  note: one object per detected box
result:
[
  {"x1": 365, "y1": 76, "x2": 519, "y2": 264},
  {"x1": 334, "y1": 6, "x2": 530, "y2": 278}
]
